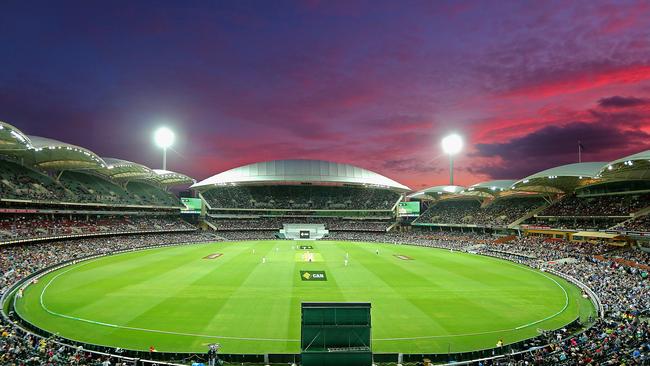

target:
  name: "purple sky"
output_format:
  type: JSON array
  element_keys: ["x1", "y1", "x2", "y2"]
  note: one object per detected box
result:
[{"x1": 1, "y1": 0, "x2": 650, "y2": 189}]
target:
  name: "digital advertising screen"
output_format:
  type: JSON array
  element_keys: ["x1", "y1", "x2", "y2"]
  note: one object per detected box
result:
[
  {"x1": 397, "y1": 201, "x2": 420, "y2": 217},
  {"x1": 181, "y1": 197, "x2": 202, "y2": 214}
]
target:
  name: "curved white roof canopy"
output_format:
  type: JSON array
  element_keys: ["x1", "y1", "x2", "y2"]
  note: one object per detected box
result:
[
  {"x1": 23, "y1": 136, "x2": 107, "y2": 170},
  {"x1": 463, "y1": 180, "x2": 516, "y2": 197},
  {"x1": 101, "y1": 158, "x2": 155, "y2": 180},
  {"x1": 598, "y1": 150, "x2": 650, "y2": 180},
  {"x1": 0, "y1": 121, "x2": 31, "y2": 151},
  {"x1": 150, "y1": 169, "x2": 194, "y2": 186},
  {"x1": 192, "y1": 159, "x2": 410, "y2": 192},
  {"x1": 407, "y1": 185, "x2": 465, "y2": 200},
  {"x1": 512, "y1": 162, "x2": 605, "y2": 193}
]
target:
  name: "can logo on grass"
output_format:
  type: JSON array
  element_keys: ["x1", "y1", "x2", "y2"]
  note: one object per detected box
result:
[{"x1": 300, "y1": 270, "x2": 327, "y2": 281}]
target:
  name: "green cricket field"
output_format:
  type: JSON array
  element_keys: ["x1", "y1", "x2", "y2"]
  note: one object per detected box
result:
[{"x1": 13, "y1": 240, "x2": 595, "y2": 354}]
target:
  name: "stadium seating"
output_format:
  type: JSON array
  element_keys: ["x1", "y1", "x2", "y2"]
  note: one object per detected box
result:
[
  {"x1": 1, "y1": 225, "x2": 649, "y2": 364},
  {"x1": 58, "y1": 171, "x2": 134, "y2": 204},
  {"x1": 520, "y1": 193, "x2": 650, "y2": 230},
  {"x1": 0, "y1": 215, "x2": 195, "y2": 243},
  {"x1": 0, "y1": 159, "x2": 68, "y2": 201},
  {"x1": 125, "y1": 181, "x2": 181, "y2": 206},
  {"x1": 325, "y1": 231, "x2": 650, "y2": 364},
  {"x1": 412, "y1": 199, "x2": 481, "y2": 224},
  {"x1": 202, "y1": 185, "x2": 400, "y2": 210},
  {"x1": 0, "y1": 158, "x2": 182, "y2": 208},
  {"x1": 413, "y1": 196, "x2": 546, "y2": 226},
  {"x1": 206, "y1": 216, "x2": 392, "y2": 231},
  {"x1": 539, "y1": 193, "x2": 650, "y2": 217},
  {"x1": 615, "y1": 215, "x2": 650, "y2": 232}
]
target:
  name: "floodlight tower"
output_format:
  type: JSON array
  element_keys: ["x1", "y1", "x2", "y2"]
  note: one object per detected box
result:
[
  {"x1": 441, "y1": 133, "x2": 463, "y2": 185},
  {"x1": 154, "y1": 127, "x2": 175, "y2": 170}
]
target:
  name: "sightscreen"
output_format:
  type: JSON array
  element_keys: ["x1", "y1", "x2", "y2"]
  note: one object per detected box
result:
[{"x1": 301, "y1": 302, "x2": 371, "y2": 366}]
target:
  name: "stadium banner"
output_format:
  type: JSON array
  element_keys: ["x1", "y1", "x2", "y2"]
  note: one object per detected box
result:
[
  {"x1": 181, "y1": 197, "x2": 202, "y2": 214},
  {"x1": 397, "y1": 201, "x2": 420, "y2": 216},
  {"x1": 300, "y1": 270, "x2": 327, "y2": 281}
]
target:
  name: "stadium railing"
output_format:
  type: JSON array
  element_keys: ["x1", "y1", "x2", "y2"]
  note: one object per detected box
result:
[
  {"x1": 545, "y1": 268, "x2": 605, "y2": 318},
  {"x1": 0, "y1": 227, "x2": 197, "y2": 246},
  {"x1": 1, "y1": 197, "x2": 183, "y2": 209}
]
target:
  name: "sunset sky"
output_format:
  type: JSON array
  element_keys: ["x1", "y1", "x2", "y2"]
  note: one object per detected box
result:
[{"x1": 1, "y1": 0, "x2": 650, "y2": 189}]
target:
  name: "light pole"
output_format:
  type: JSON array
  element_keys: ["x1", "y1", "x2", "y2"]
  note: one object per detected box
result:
[
  {"x1": 154, "y1": 127, "x2": 175, "y2": 170},
  {"x1": 441, "y1": 134, "x2": 463, "y2": 185}
]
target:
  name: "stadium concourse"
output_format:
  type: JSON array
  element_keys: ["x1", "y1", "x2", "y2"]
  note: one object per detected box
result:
[{"x1": 0, "y1": 120, "x2": 648, "y2": 365}]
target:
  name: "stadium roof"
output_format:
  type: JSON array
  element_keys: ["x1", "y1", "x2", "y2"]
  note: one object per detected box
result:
[
  {"x1": 149, "y1": 169, "x2": 194, "y2": 186},
  {"x1": 407, "y1": 185, "x2": 465, "y2": 199},
  {"x1": 101, "y1": 158, "x2": 154, "y2": 180},
  {"x1": 462, "y1": 180, "x2": 515, "y2": 197},
  {"x1": 597, "y1": 150, "x2": 650, "y2": 180},
  {"x1": 191, "y1": 159, "x2": 411, "y2": 192},
  {"x1": 21, "y1": 136, "x2": 107, "y2": 170},
  {"x1": 0, "y1": 121, "x2": 31, "y2": 151},
  {"x1": 512, "y1": 162, "x2": 605, "y2": 193},
  {"x1": 0, "y1": 122, "x2": 194, "y2": 185}
]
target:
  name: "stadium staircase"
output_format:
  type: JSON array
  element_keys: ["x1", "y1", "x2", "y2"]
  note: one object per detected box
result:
[
  {"x1": 607, "y1": 205, "x2": 650, "y2": 230},
  {"x1": 203, "y1": 219, "x2": 219, "y2": 232},
  {"x1": 634, "y1": 205, "x2": 650, "y2": 217},
  {"x1": 508, "y1": 203, "x2": 550, "y2": 229}
]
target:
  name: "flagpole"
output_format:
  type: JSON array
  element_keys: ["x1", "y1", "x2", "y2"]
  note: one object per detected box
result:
[{"x1": 578, "y1": 140, "x2": 582, "y2": 163}]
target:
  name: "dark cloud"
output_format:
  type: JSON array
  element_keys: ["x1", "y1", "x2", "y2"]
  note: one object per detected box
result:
[
  {"x1": 381, "y1": 158, "x2": 441, "y2": 174},
  {"x1": 1, "y1": 2, "x2": 650, "y2": 188},
  {"x1": 471, "y1": 119, "x2": 650, "y2": 179},
  {"x1": 598, "y1": 95, "x2": 650, "y2": 108}
]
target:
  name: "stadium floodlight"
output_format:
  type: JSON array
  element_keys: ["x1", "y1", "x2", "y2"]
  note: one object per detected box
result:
[
  {"x1": 441, "y1": 133, "x2": 463, "y2": 155},
  {"x1": 154, "y1": 127, "x2": 175, "y2": 170},
  {"x1": 441, "y1": 133, "x2": 463, "y2": 185}
]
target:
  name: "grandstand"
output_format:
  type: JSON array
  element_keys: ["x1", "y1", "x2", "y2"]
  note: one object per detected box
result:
[
  {"x1": 410, "y1": 182, "x2": 548, "y2": 229},
  {"x1": 193, "y1": 159, "x2": 408, "y2": 235},
  {"x1": 1, "y1": 119, "x2": 649, "y2": 365},
  {"x1": 0, "y1": 121, "x2": 196, "y2": 249}
]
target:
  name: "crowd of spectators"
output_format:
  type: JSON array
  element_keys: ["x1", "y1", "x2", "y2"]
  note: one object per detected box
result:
[
  {"x1": 0, "y1": 160, "x2": 68, "y2": 202},
  {"x1": 488, "y1": 315, "x2": 649, "y2": 366},
  {"x1": 0, "y1": 159, "x2": 181, "y2": 207},
  {"x1": 523, "y1": 216, "x2": 624, "y2": 231},
  {"x1": 413, "y1": 199, "x2": 481, "y2": 225},
  {"x1": 604, "y1": 247, "x2": 650, "y2": 267},
  {"x1": 58, "y1": 172, "x2": 180, "y2": 207},
  {"x1": 539, "y1": 193, "x2": 650, "y2": 217},
  {"x1": 613, "y1": 215, "x2": 650, "y2": 233},
  {"x1": 0, "y1": 215, "x2": 196, "y2": 243},
  {"x1": 0, "y1": 231, "x2": 215, "y2": 366},
  {"x1": 207, "y1": 216, "x2": 392, "y2": 232},
  {"x1": 202, "y1": 185, "x2": 400, "y2": 210},
  {"x1": 413, "y1": 197, "x2": 546, "y2": 227},
  {"x1": 329, "y1": 231, "x2": 650, "y2": 364},
  {"x1": 216, "y1": 230, "x2": 278, "y2": 241},
  {"x1": 2, "y1": 226, "x2": 648, "y2": 365},
  {"x1": 473, "y1": 197, "x2": 546, "y2": 226}
]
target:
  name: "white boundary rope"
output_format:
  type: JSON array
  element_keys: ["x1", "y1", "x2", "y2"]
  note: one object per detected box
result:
[{"x1": 31, "y1": 245, "x2": 570, "y2": 343}]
